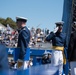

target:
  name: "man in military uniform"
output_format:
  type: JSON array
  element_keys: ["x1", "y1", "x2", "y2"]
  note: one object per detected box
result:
[
  {"x1": 16, "y1": 16, "x2": 30, "y2": 68},
  {"x1": 45, "y1": 21, "x2": 66, "y2": 75},
  {"x1": 67, "y1": 22, "x2": 76, "y2": 75},
  {"x1": 42, "y1": 51, "x2": 51, "y2": 64}
]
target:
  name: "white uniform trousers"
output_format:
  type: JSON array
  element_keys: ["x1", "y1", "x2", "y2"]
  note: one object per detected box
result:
[
  {"x1": 51, "y1": 50, "x2": 63, "y2": 75},
  {"x1": 70, "y1": 62, "x2": 76, "y2": 75}
]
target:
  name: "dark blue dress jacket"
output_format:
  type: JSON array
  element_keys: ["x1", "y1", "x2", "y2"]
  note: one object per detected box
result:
[
  {"x1": 17, "y1": 26, "x2": 30, "y2": 60},
  {"x1": 45, "y1": 32, "x2": 66, "y2": 47},
  {"x1": 45, "y1": 32, "x2": 67, "y2": 59},
  {"x1": 0, "y1": 44, "x2": 9, "y2": 70}
]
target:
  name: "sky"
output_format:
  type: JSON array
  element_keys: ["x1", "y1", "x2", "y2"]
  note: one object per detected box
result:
[{"x1": 0, "y1": 0, "x2": 64, "y2": 31}]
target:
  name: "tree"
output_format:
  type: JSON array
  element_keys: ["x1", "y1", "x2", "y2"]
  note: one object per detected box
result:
[
  {"x1": 0, "y1": 17, "x2": 17, "y2": 29},
  {"x1": 0, "y1": 18, "x2": 6, "y2": 25}
]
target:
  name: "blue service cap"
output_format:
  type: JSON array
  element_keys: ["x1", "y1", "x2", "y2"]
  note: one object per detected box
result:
[
  {"x1": 55, "y1": 21, "x2": 64, "y2": 26},
  {"x1": 16, "y1": 16, "x2": 27, "y2": 22}
]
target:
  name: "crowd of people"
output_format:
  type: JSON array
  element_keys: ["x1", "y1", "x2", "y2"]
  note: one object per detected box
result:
[
  {"x1": 0, "y1": 30, "x2": 18, "y2": 47},
  {"x1": 0, "y1": 26, "x2": 50, "y2": 48}
]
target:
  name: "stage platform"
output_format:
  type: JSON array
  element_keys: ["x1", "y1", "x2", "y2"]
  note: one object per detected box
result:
[
  {"x1": 0, "y1": 64, "x2": 58, "y2": 75},
  {"x1": 29, "y1": 64, "x2": 58, "y2": 75}
]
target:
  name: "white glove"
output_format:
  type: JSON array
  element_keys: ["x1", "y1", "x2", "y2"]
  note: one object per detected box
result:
[
  {"x1": 53, "y1": 27, "x2": 58, "y2": 33},
  {"x1": 23, "y1": 61, "x2": 29, "y2": 70}
]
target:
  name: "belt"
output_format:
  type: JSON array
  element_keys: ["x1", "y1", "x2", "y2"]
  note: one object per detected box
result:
[{"x1": 52, "y1": 46, "x2": 64, "y2": 51}]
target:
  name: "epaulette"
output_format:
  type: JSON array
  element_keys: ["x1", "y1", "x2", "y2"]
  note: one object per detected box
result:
[
  {"x1": 23, "y1": 28, "x2": 26, "y2": 30},
  {"x1": 19, "y1": 28, "x2": 26, "y2": 34}
]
